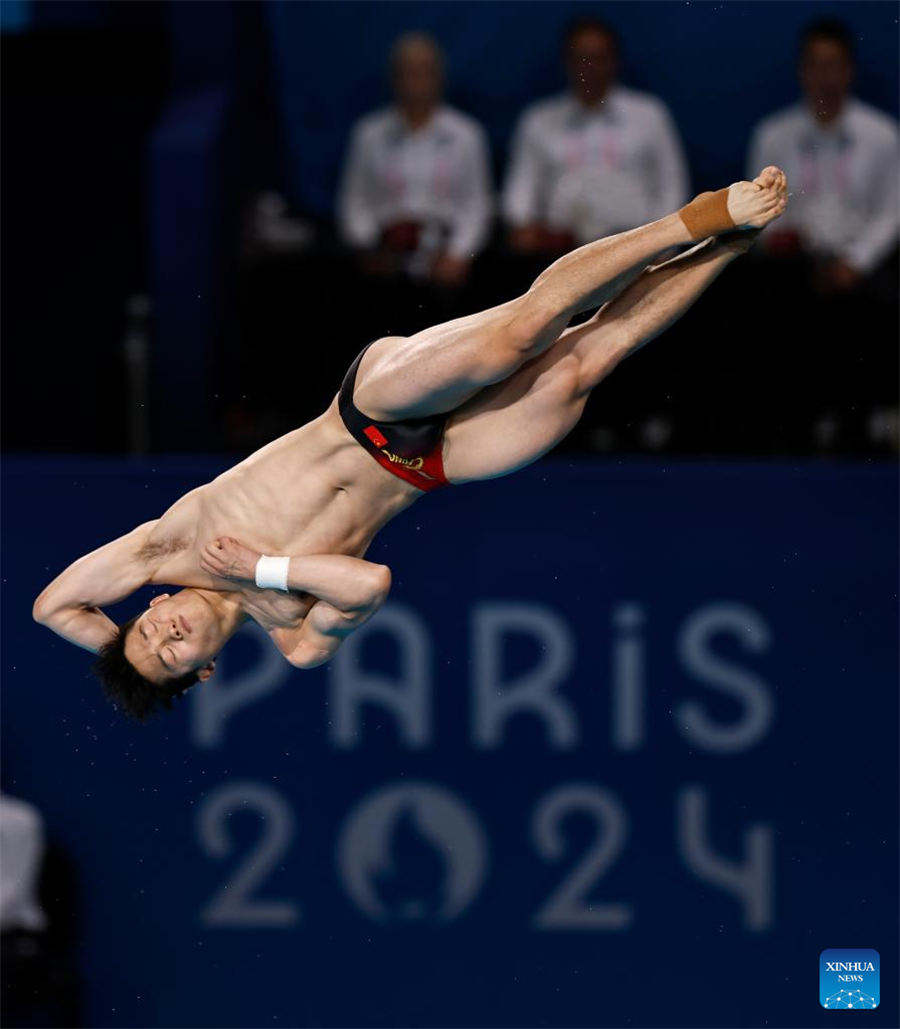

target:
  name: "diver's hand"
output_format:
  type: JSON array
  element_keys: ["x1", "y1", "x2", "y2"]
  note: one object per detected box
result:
[{"x1": 200, "y1": 536, "x2": 261, "y2": 583}]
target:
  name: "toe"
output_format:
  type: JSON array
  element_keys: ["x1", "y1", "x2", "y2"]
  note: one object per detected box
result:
[{"x1": 755, "y1": 166, "x2": 778, "y2": 188}]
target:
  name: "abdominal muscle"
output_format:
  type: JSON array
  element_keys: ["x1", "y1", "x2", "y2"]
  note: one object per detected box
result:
[{"x1": 146, "y1": 397, "x2": 423, "y2": 605}]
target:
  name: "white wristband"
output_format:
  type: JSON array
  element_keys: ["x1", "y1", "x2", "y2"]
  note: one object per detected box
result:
[{"x1": 255, "y1": 555, "x2": 290, "y2": 591}]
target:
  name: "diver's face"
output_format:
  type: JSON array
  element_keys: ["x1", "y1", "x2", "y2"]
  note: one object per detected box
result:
[{"x1": 123, "y1": 591, "x2": 221, "y2": 684}]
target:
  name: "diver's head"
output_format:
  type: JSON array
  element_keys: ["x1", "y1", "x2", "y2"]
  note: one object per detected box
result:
[{"x1": 94, "y1": 589, "x2": 238, "y2": 722}]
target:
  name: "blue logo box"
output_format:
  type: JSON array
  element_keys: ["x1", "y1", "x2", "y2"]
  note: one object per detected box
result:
[{"x1": 820, "y1": 949, "x2": 880, "y2": 1009}]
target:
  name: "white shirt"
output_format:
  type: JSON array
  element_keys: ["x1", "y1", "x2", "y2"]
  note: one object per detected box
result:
[
  {"x1": 338, "y1": 104, "x2": 493, "y2": 262},
  {"x1": 0, "y1": 793, "x2": 48, "y2": 932},
  {"x1": 748, "y1": 98, "x2": 900, "y2": 273},
  {"x1": 502, "y1": 87, "x2": 689, "y2": 243}
]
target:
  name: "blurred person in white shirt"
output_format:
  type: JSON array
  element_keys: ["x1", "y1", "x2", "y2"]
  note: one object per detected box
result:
[
  {"x1": 1, "y1": 791, "x2": 81, "y2": 1026},
  {"x1": 747, "y1": 18, "x2": 899, "y2": 293},
  {"x1": 338, "y1": 31, "x2": 493, "y2": 297},
  {"x1": 743, "y1": 18, "x2": 898, "y2": 453},
  {"x1": 502, "y1": 16, "x2": 689, "y2": 256},
  {"x1": 0, "y1": 792, "x2": 47, "y2": 936}
]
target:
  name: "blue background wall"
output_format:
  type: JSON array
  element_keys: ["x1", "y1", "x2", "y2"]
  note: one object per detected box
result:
[
  {"x1": 2, "y1": 456, "x2": 897, "y2": 1027},
  {"x1": 267, "y1": 0, "x2": 900, "y2": 214}
]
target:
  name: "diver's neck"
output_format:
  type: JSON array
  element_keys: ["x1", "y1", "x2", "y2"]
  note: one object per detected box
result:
[{"x1": 201, "y1": 589, "x2": 250, "y2": 633}]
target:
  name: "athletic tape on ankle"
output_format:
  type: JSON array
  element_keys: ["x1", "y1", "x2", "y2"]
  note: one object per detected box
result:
[
  {"x1": 679, "y1": 190, "x2": 735, "y2": 240},
  {"x1": 255, "y1": 555, "x2": 290, "y2": 591}
]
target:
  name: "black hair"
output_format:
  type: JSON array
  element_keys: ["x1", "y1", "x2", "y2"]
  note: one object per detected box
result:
[
  {"x1": 799, "y1": 18, "x2": 856, "y2": 63},
  {"x1": 93, "y1": 614, "x2": 199, "y2": 723},
  {"x1": 562, "y1": 15, "x2": 620, "y2": 57}
]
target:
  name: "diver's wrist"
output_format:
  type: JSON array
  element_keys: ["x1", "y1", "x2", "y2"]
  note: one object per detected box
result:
[{"x1": 255, "y1": 555, "x2": 290, "y2": 591}]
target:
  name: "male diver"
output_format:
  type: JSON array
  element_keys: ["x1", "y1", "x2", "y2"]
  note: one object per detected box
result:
[{"x1": 33, "y1": 169, "x2": 788, "y2": 720}]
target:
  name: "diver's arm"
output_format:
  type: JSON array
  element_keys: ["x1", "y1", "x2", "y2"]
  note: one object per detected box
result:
[
  {"x1": 199, "y1": 536, "x2": 391, "y2": 612},
  {"x1": 271, "y1": 590, "x2": 388, "y2": 669},
  {"x1": 32, "y1": 522, "x2": 158, "y2": 653},
  {"x1": 274, "y1": 555, "x2": 391, "y2": 667},
  {"x1": 199, "y1": 536, "x2": 391, "y2": 669},
  {"x1": 287, "y1": 555, "x2": 391, "y2": 611}
]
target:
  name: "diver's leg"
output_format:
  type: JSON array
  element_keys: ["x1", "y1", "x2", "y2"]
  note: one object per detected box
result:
[
  {"x1": 352, "y1": 178, "x2": 783, "y2": 422},
  {"x1": 441, "y1": 233, "x2": 761, "y2": 483}
]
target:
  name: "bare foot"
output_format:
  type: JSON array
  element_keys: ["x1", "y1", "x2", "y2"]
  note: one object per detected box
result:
[
  {"x1": 719, "y1": 167, "x2": 788, "y2": 253},
  {"x1": 726, "y1": 169, "x2": 787, "y2": 229}
]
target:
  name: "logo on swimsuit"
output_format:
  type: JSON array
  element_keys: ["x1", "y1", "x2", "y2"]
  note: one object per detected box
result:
[
  {"x1": 380, "y1": 448, "x2": 436, "y2": 479},
  {"x1": 363, "y1": 425, "x2": 389, "y2": 448}
]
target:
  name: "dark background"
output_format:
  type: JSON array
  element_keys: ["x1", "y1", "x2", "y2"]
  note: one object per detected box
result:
[
  {"x1": 1, "y1": 3, "x2": 897, "y2": 1028},
  {"x1": 2, "y1": 0, "x2": 898, "y2": 455}
]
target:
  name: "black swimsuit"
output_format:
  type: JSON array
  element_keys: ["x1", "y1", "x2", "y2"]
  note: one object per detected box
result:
[{"x1": 338, "y1": 343, "x2": 451, "y2": 492}]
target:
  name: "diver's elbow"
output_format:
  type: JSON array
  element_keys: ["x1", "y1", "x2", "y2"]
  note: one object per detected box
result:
[
  {"x1": 286, "y1": 645, "x2": 331, "y2": 670},
  {"x1": 371, "y1": 564, "x2": 392, "y2": 605},
  {"x1": 32, "y1": 592, "x2": 52, "y2": 625}
]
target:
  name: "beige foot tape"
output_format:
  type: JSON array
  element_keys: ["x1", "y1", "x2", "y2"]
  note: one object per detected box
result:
[{"x1": 679, "y1": 189, "x2": 736, "y2": 240}]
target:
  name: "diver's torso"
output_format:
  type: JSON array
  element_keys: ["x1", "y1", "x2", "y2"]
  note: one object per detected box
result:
[{"x1": 145, "y1": 397, "x2": 422, "y2": 603}]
